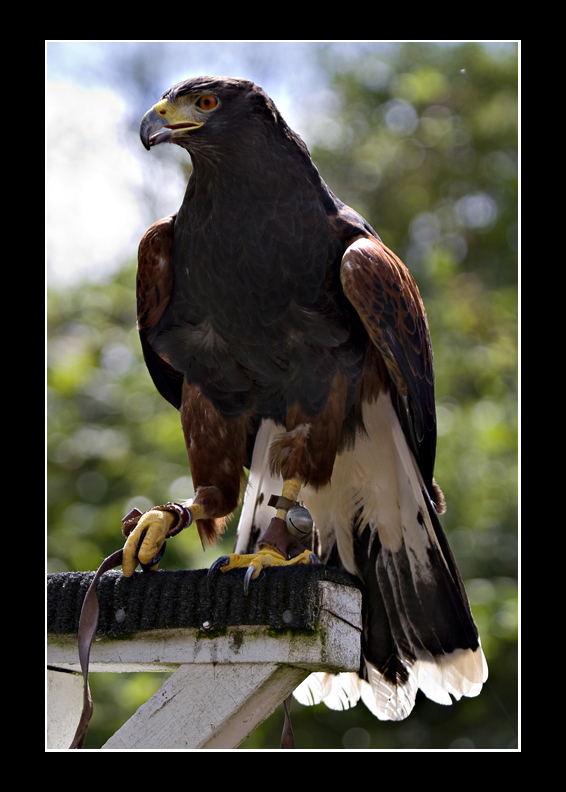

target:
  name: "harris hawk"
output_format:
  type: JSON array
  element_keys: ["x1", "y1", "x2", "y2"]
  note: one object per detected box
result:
[{"x1": 125, "y1": 76, "x2": 487, "y2": 721}]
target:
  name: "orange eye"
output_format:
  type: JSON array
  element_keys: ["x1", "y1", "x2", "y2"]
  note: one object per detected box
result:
[{"x1": 196, "y1": 95, "x2": 218, "y2": 111}]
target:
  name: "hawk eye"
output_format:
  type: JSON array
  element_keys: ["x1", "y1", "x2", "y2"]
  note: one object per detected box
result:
[{"x1": 196, "y1": 95, "x2": 218, "y2": 111}]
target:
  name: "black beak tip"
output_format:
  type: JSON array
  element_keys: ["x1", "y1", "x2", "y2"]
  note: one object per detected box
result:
[{"x1": 140, "y1": 106, "x2": 163, "y2": 151}]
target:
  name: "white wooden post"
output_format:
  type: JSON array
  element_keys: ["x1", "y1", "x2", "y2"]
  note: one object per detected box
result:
[
  {"x1": 47, "y1": 668, "x2": 85, "y2": 749},
  {"x1": 47, "y1": 579, "x2": 361, "y2": 749}
]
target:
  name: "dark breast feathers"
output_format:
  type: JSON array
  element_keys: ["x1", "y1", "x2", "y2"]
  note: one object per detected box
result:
[{"x1": 145, "y1": 151, "x2": 372, "y2": 425}]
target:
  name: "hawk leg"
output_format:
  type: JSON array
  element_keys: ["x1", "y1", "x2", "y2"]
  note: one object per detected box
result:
[
  {"x1": 122, "y1": 502, "x2": 208, "y2": 577},
  {"x1": 122, "y1": 380, "x2": 249, "y2": 577},
  {"x1": 205, "y1": 372, "x2": 347, "y2": 589},
  {"x1": 123, "y1": 370, "x2": 344, "y2": 580},
  {"x1": 207, "y1": 478, "x2": 318, "y2": 593}
]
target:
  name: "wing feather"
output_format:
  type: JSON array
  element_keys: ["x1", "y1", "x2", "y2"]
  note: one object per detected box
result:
[
  {"x1": 341, "y1": 234, "x2": 437, "y2": 499},
  {"x1": 137, "y1": 215, "x2": 176, "y2": 331},
  {"x1": 137, "y1": 215, "x2": 184, "y2": 409}
]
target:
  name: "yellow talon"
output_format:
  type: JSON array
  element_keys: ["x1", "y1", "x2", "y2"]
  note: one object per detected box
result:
[
  {"x1": 222, "y1": 546, "x2": 313, "y2": 571},
  {"x1": 122, "y1": 501, "x2": 211, "y2": 576},
  {"x1": 209, "y1": 545, "x2": 317, "y2": 593},
  {"x1": 122, "y1": 509, "x2": 176, "y2": 577}
]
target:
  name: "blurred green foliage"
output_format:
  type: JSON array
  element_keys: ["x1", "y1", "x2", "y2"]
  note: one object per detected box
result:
[{"x1": 47, "y1": 42, "x2": 518, "y2": 750}]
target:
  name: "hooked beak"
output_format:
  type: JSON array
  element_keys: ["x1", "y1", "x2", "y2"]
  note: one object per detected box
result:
[{"x1": 140, "y1": 106, "x2": 203, "y2": 151}]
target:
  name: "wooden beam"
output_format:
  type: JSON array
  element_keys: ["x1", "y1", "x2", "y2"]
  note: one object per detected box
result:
[{"x1": 47, "y1": 580, "x2": 361, "y2": 749}]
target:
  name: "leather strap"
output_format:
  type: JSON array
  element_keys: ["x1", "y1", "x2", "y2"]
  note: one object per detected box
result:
[
  {"x1": 280, "y1": 694, "x2": 296, "y2": 748},
  {"x1": 267, "y1": 494, "x2": 298, "y2": 511},
  {"x1": 258, "y1": 516, "x2": 308, "y2": 560},
  {"x1": 69, "y1": 548, "x2": 124, "y2": 749},
  {"x1": 70, "y1": 505, "x2": 191, "y2": 748},
  {"x1": 121, "y1": 503, "x2": 192, "y2": 538}
]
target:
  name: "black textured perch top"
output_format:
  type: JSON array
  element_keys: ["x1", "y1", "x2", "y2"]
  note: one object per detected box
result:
[{"x1": 47, "y1": 565, "x2": 359, "y2": 638}]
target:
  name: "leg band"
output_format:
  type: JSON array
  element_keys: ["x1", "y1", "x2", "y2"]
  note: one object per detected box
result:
[{"x1": 273, "y1": 478, "x2": 302, "y2": 520}]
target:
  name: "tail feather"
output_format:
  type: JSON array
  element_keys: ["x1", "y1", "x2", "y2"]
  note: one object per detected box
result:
[
  {"x1": 294, "y1": 671, "x2": 362, "y2": 711},
  {"x1": 235, "y1": 419, "x2": 282, "y2": 555},
  {"x1": 235, "y1": 397, "x2": 487, "y2": 722}
]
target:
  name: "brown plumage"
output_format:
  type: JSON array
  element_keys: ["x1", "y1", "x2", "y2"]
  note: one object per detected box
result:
[{"x1": 136, "y1": 76, "x2": 487, "y2": 720}]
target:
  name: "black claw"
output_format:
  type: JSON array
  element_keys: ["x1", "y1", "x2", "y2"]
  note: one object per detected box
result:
[
  {"x1": 243, "y1": 565, "x2": 257, "y2": 596},
  {"x1": 207, "y1": 555, "x2": 231, "y2": 590},
  {"x1": 140, "y1": 540, "x2": 167, "y2": 572},
  {"x1": 309, "y1": 552, "x2": 319, "y2": 565},
  {"x1": 134, "y1": 528, "x2": 167, "y2": 573}
]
